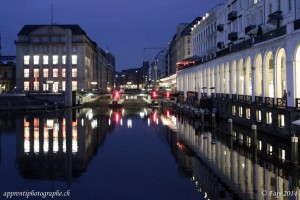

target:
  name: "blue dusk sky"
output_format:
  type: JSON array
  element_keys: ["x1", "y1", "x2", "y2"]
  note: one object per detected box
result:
[{"x1": 0, "y1": 0, "x2": 225, "y2": 71}]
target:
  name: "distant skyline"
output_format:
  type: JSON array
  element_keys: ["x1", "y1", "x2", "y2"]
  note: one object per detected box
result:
[{"x1": 0, "y1": 0, "x2": 225, "y2": 71}]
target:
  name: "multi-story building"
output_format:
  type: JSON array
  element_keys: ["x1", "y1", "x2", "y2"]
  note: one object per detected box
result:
[
  {"x1": 0, "y1": 56, "x2": 16, "y2": 93},
  {"x1": 176, "y1": 0, "x2": 300, "y2": 136},
  {"x1": 15, "y1": 24, "x2": 115, "y2": 93}
]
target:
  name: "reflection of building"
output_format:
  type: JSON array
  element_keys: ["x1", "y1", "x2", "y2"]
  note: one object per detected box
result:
[
  {"x1": 175, "y1": 117, "x2": 299, "y2": 200},
  {"x1": 15, "y1": 25, "x2": 115, "y2": 93},
  {"x1": 16, "y1": 110, "x2": 109, "y2": 182},
  {"x1": 0, "y1": 56, "x2": 16, "y2": 93}
]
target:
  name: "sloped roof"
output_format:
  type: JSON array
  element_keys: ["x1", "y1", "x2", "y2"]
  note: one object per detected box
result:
[{"x1": 18, "y1": 24, "x2": 87, "y2": 36}]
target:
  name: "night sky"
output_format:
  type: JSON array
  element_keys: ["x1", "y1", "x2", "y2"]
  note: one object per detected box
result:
[{"x1": 0, "y1": 0, "x2": 224, "y2": 71}]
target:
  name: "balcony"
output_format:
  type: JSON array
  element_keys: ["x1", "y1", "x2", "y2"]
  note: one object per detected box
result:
[
  {"x1": 217, "y1": 24, "x2": 224, "y2": 32},
  {"x1": 276, "y1": 98, "x2": 287, "y2": 109},
  {"x1": 254, "y1": 26, "x2": 286, "y2": 44},
  {"x1": 238, "y1": 95, "x2": 244, "y2": 102},
  {"x1": 228, "y1": 11, "x2": 238, "y2": 21},
  {"x1": 217, "y1": 42, "x2": 225, "y2": 49},
  {"x1": 245, "y1": 25, "x2": 256, "y2": 34},
  {"x1": 255, "y1": 96, "x2": 263, "y2": 104},
  {"x1": 228, "y1": 32, "x2": 238, "y2": 41},
  {"x1": 245, "y1": 95, "x2": 252, "y2": 104},
  {"x1": 267, "y1": 11, "x2": 282, "y2": 27},
  {"x1": 265, "y1": 97, "x2": 274, "y2": 107},
  {"x1": 296, "y1": 98, "x2": 300, "y2": 109}
]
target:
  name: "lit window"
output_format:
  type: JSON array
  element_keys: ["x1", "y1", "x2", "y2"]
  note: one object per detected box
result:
[
  {"x1": 34, "y1": 69, "x2": 39, "y2": 78},
  {"x1": 24, "y1": 81, "x2": 29, "y2": 91},
  {"x1": 53, "y1": 69, "x2": 58, "y2": 77},
  {"x1": 53, "y1": 55, "x2": 58, "y2": 65},
  {"x1": 246, "y1": 108, "x2": 250, "y2": 119},
  {"x1": 266, "y1": 112, "x2": 272, "y2": 124},
  {"x1": 72, "y1": 55, "x2": 77, "y2": 65},
  {"x1": 43, "y1": 55, "x2": 49, "y2": 65},
  {"x1": 72, "y1": 68, "x2": 77, "y2": 77},
  {"x1": 239, "y1": 106, "x2": 243, "y2": 117},
  {"x1": 24, "y1": 55, "x2": 30, "y2": 65},
  {"x1": 62, "y1": 81, "x2": 66, "y2": 91},
  {"x1": 256, "y1": 110, "x2": 261, "y2": 122},
  {"x1": 278, "y1": 114, "x2": 285, "y2": 128},
  {"x1": 33, "y1": 55, "x2": 39, "y2": 65},
  {"x1": 62, "y1": 55, "x2": 66, "y2": 64},
  {"x1": 267, "y1": 143, "x2": 273, "y2": 155},
  {"x1": 232, "y1": 105, "x2": 236, "y2": 115},
  {"x1": 62, "y1": 69, "x2": 66, "y2": 77},
  {"x1": 33, "y1": 81, "x2": 39, "y2": 91},
  {"x1": 72, "y1": 81, "x2": 77, "y2": 91},
  {"x1": 24, "y1": 69, "x2": 30, "y2": 78},
  {"x1": 43, "y1": 69, "x2": 48, "y2": 78}
]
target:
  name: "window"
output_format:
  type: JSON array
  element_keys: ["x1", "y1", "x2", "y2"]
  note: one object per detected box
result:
[
  {"x1": 256, "y1": 110, "x2": 261, "y2": 122},
  {"x1": 33, "y1": 81, "x2": 39, "y2": 91},
  {"x1": 72, "y1": 55, "x2": 77, "y2": 65},
  {"x1": 62, "y1": 69, "x2": 66, "y2": 77},
  {"x1": 266, "y1": 111, "x2": 272, "y2": 124},
  {"x1": 53, "y1": 69, "x2": 58, "y2": 77},
  {"x1": 43, "y1": 69, "x2": 49, "y2": 78},
  {"x1": 24, "y1": 56, "x2": 30, "y2": 65},
  {"x1": 43, "y1": 55, "x2": 49, "y2": 65},
  {"x1": 232, "y1": 105, "x2": 236, "y2": 115},
  {"x1": 24, "y1": 81, "x2": 30, "y2": 91},
  {"x1": 72, "y1": 69, "x2": 77, "y2": 77},
  {"x1": 246, "y1": 108, "x2": 250, "y2": 119},
  {"x1": 278, "y1": 114, "x2": 285, "y2": 128},
  {"x1": 62, "y1": 81, "x2": 66, "y2": 91},
  {"x1": 33, "y1": 55, "x2": 39, "y2": 65},
  {"x1": 34, "y1": 69, "x2": 39, "y2": 78},
  {"x1": 53, "y1": 55, "x2": 58, "y2": 65},
  {"x1": 72, "y1": 81, "x2": 77, "y2": 91},
  {"x1": 239, "y1": 106, "x2": 243, "y2": 117},
  {"x1": 62, "y1": 55, "x2": 66, "y2": 64},
  {"x1": 24, "y1": 69, "x2": 30, "y2": 78}
]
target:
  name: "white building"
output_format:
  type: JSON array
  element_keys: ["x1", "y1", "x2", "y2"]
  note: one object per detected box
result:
[{"x1": 177, "y1": 0, "x2": 300, "y2": 135}]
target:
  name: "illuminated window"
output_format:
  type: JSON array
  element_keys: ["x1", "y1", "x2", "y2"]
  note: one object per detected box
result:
[
  {"x1": 256, "y1": 110, "x2": 261, "y2": 122},
  {"x1": 72, "y1": 81, "x2": 77, "y2": 91},
  {"x1": 246, "y1": 108, "x2": 251, "y2": 119},
  {"x1": 24, "y1": 69, "x2": 30, "y2": 78},
  {"x1": 43, "y1": 69, "x2": 49, "y2": 78},
  {"x1": 280, "y1": 149, "x2": 286, "y2": 160},
  {"x1": 62, "y1": 55, "x2": 66, "y2": 64},
  {"x1": 34, "y1": 69, "x2": 39, "y2": 78},
  {"x1": 72, "y1": 68, "x2": 77, "y2": 77},
  {"x1": 267, "y1": 143, "x2": 273, "y2": 155},
  {"x1": 53, "y1": 68, "x2": 58, "y2": 77},
  {"x1": 33, "y1": 55, "x2": 39, "y2": 65},
  {"x1": 72, "y1": 55, "x2": 77, "y2": 65},
  {"x1": 24, "y1": 81, "x2": 29, "y2": 91},
  {"x1": 43, "y1": 55, "x2": 49, "y2": 65},
  {"x1": 33, "y1": 81, "x2": 39, "y2": 91},
  {"x1": 62, "y1": 68, "x2": 66, "y2": 77},
  {"x1": 53, "y1": 55, "x2": 58, "y2": 65},
  {"x1": 232, "y1": 105, "x2": 236, "y2": 115},
  {"x1": 239, "y1": 106, "x2": 243, "y2": 117},
  {"x1": 62, "y1": 81, "x2": 66, "y2": 91},
  {"x1": 24, "y1": 55, "x2": 30, "y2": 65},
  {"x1": 258, "y1": 140, "x2": 262, "y2": 151},
  {"x1": 266, "y1": 112, "x2": 272, "y2": 124},
  {"x1": 278, "y1": 114, "x2": 285, "y2": 128}
]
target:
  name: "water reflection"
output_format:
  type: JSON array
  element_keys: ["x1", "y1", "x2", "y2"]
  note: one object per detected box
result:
[{"x1": 175, "y1": 115, "x2": 300, "y2": 200}]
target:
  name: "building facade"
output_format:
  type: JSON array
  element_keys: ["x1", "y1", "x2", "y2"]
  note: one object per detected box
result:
[
  {"x1": 15, "y1": 25, "x2": 115, "y2": 93},
  {"x1": 176, "y1": 0, "x2": 300, "y2": 136},
  {"x1": 0, "y1": 56, "x2": 16, "y2": 93}
]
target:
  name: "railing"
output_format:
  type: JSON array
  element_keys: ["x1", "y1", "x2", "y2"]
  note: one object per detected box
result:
[
  {"x1": 254, "y1": 26, "x2": 286, "y2": 44},
  {"x1": 265, "y1": 97, "x2": 274, "y2": 107},
  {"x1": 216, "y1": 93, "x2": 221, "y2": 99},
  {"x1": 276, "y1": 98, "x2": 287, "y2": 108},
  {"x1": 201, "y1": 93, "x2": 208, "y2": 98},
  {"x1": 228, "y1": 11, "x2": 237, "y2": 21},
  {"x1": 231, "y1": 39, "x2": 252, "y2": 53},
  {"x1": 296, "y1": 98, "x2": 300, "y2": 109},
  {"x1": 245, "y1": 95, "x2": 252, "y2": 104},
  {"x1": 255, "y1": 96, "x2": 263, "y2": 104},
  {"x1": 221, "y1": 93, "x2": 228, "y2": 100},
  {"x1": 211, "y1": 93, "x2": 215, "y2": 99},
  {"x1": 238, "y1": 95, "x2": 244, "y2": 102},
  {"x1": 216, "y1": 47, "x2": 230, "y2": 57},
  {"x1": 245, "y1": 25, "x2": 256, "y2": 34}
]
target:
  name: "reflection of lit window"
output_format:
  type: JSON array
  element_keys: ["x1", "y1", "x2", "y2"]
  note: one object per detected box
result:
[
  {"x1": 256, "y1": 110, "x2": 261, "y2": 122},
  {"x1": 72, "y1": 126, "x2": 78, "y2": 153},
  {"x1": 127, "y1": 118, "x2": 132, "y2": 128},
  {"x1": 24, "y1": 119, "x2": 30, "y2": 153},
  {"x1": 91, "y1": 119, "x2": 97, "y2": 129},
  {"x1": 246, "y1": 108, "x2": 250, "y2": 119},
  {"x1": 281, "y1": 149, "x2": 286, "y2": 160},
  {"x1": 259, "y1": 140, "x2": 262, "y2": 151},
  {"x1": 239, "y1": 106, "x2": 243, "y2": 117},
  {"x1": 232, "y1": 105, "x2": 236, "y2": 115},
  {"x1": 266, "y1": 112, "x2": 272, "y2": 124},
  {"x1": 278, "y1": 114, "x2": 285, "y2": 128},
  {"x1": 34, "y1": 128, "x2": 39, "y2": 154},
  {"x1": 44, "y1": 126, "x2": 49, "y2": 153}
]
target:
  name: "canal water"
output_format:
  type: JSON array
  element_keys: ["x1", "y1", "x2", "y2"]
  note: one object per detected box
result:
[{"x1": 0, "y1": 107, "x2": 299, "y2": 200}]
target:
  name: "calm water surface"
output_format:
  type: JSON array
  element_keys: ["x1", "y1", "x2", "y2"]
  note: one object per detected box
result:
[{"x1": 0, "y1": 108, "x2": 204, "y2": 200}]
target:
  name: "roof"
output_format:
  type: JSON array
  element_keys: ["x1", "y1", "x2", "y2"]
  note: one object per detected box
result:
[{"x1": 18, "y1": 24, "x2": 87, "y2": 36}]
